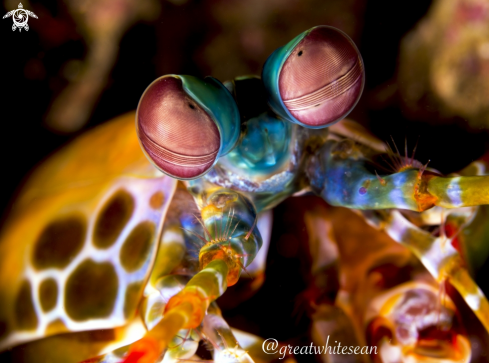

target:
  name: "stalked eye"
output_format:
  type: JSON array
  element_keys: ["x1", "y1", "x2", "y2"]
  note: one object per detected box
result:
[
  {"x1": 136, "y1": 75, "x2": 240, "y2": 180},
  {"x1": 263, "y1": 26, "x2": 365, "y2": 128}
]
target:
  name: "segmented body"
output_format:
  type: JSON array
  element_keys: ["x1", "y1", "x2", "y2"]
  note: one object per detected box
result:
[{"x1": 1, "y1": 24, "x2": 489, "y2": 363}]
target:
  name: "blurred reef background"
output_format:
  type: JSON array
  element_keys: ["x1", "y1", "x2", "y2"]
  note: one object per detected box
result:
[{"x1": 2, "y1": 0, "x2": 489, "y2": 358}]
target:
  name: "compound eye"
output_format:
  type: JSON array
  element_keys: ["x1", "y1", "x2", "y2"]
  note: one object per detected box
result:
[
  {"x1": 137, "y1": 77, "x2": 219, "y2": 179},
  {"x1": 136, "y1": 75, "x2": 239, "y2": 180},
  {"x1": 263, "y1": 26, "x2": 364, "y2": 128}
]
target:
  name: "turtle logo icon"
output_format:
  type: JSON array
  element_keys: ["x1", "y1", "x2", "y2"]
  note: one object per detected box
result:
[{"x1": 3, "y1": 3, "x2": 37, "y2": 32}]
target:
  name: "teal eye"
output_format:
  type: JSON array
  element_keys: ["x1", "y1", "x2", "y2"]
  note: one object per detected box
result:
[
  {"x1": 136, "y1": 75, "x2": 240, "y2": 180},
  {"x1": 263, "y1": 26, "x2": 365, "y2": 128}
]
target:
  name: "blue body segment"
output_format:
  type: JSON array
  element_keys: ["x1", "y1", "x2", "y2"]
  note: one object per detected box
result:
[
  {"x1": 225, "y1": 112, "x2": 292, "y2": 175},
  {"x1": 307, "y1": 140, "x2": 420, "y2": 211}
]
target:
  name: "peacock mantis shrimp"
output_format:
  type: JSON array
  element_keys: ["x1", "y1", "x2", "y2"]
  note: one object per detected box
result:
[{"x1": 0, "y1": 25, "x2": 488, "y2": 363}]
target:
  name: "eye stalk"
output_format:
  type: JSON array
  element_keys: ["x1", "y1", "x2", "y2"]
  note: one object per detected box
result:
[
  {"x1": 136, "y1": 75, "x2": 240, "y2": 180},
  {"x1": 263, "y1": 25, "x2": 365, "y2": 128}
]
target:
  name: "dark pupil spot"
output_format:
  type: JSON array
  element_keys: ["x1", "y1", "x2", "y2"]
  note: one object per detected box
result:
[
  {"x1": 32, "y1": 215, "x2": 86, "y2": 270},
  {"x1": 65, "y1": 260, "x2": 118, "y2": 321},
  {"x1": 120, "y1": 221, "x2": 155, "y2": 272},
  {"x1": 298, "y1": 50, "x2": 303, "y2": 56},
  {"x1": 15, "y1": 280, "x2": 38, "y2": 330},
  {"x1": 93, "y1": 190, "x2": 135, "y2": 249},
  {"x1": 39, "y1": 278, "x2": 58, "y2": 312},
  {"x1": 188, "y1": 103, "x2": 195, "y2": 109}
]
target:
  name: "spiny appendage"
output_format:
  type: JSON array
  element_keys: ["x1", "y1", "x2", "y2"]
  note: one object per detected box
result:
[
  {"x1": 378, "y1": 137, "x2": 437, "y2": 211},
  {"x1": 356, "y1": 153, "x2": 489, "y2": 335},
  {"x1": 309, "y1": 139, "x2": 427, "y2": 210},
  {"x1": 386, "y1": 137, "x2": 489, "y2": 210},
  {"x1": 309, "y1": 138, "x2": 489, "y2": 212},
  {"x1": 117, "y1": 190, "x2": 261, "y2": 363},
  {"x1": 383, "y1": 136, "x2": 424, "y2": 173}
]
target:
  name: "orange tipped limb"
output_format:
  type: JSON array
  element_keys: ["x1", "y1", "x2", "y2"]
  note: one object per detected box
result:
[
  {"x1": 121, "y1": 302, "x2": 193, "y2": 363},
  {"x1": 121, "y1": 259, "x2": 229, "y2": 363}
]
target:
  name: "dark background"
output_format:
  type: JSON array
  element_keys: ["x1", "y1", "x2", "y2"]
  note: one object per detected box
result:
[
  {"x1": 1, "y1": 0, "x2": 488, "y2": 360},
  {"x1": 5, "y1": 0, "x2": 487, "y2": 212}
]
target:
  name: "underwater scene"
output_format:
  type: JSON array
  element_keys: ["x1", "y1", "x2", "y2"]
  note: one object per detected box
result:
[{"x1": 1, "y1": 0, "x2": 489, "y2": 362}]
